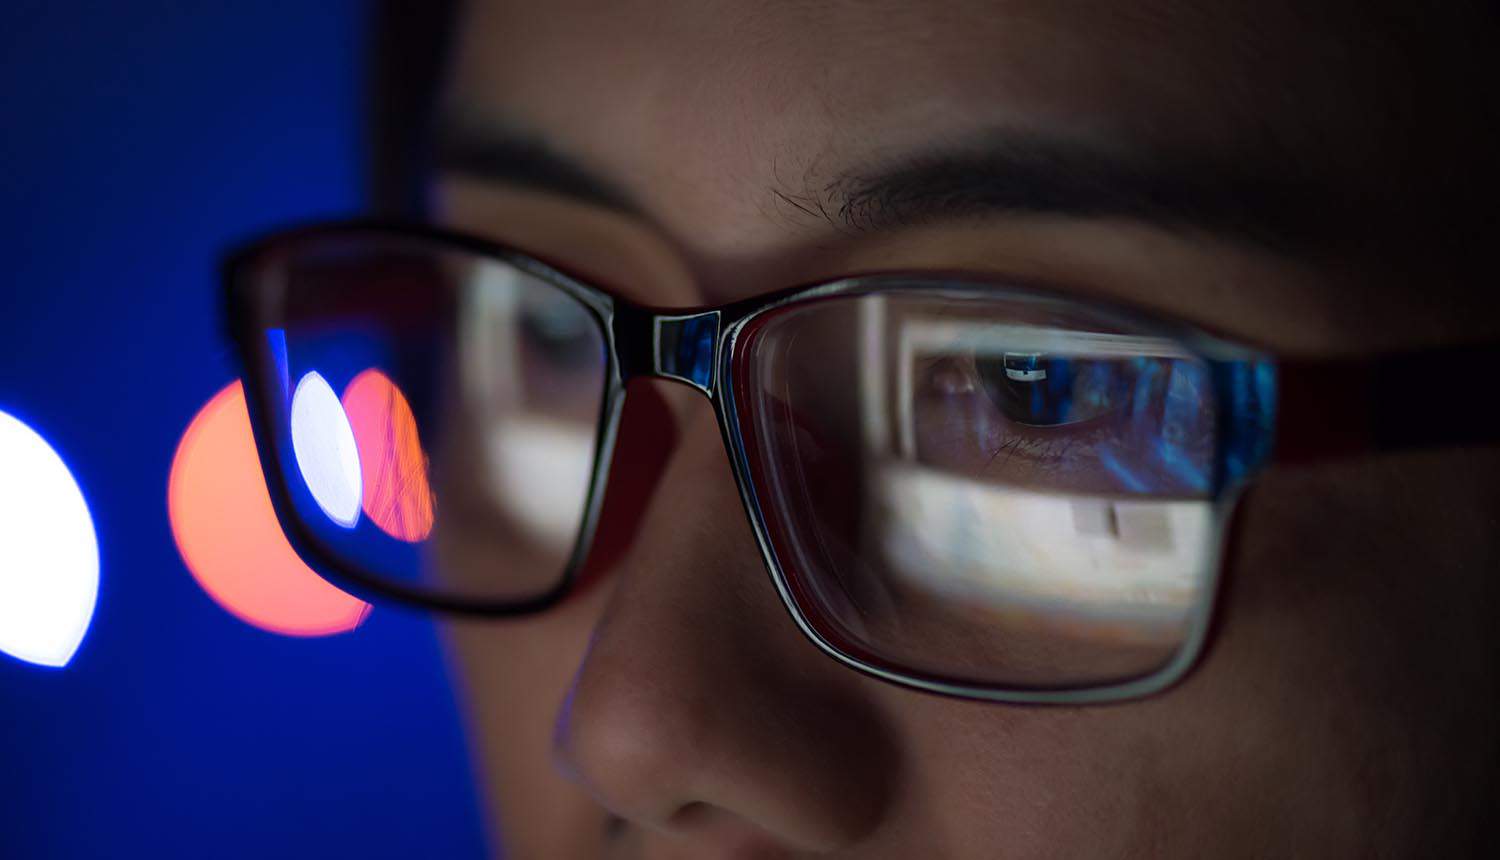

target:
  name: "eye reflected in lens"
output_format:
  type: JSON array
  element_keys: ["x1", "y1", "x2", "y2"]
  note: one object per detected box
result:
[
  {"x1": 250, "y1": 233, "x2": 610, "y2": 605},
  {"x1": 976, "y1": 353, "x2": 1125, "y2": 427},
  {"x1": 736, "y1": 289, "x2": 1224, "y2": 690},
  {"x1": 431, "y1": 260, "x2": 607, "y2": 569}
]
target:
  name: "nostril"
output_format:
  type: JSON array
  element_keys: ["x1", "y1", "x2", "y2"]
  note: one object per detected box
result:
[
  {"x1": 662, "y1": 802, "x2": 814, "y2": 859},
  {"x1": 664, "y1": 801, "x2": 712, "y2": 831},
  {"x1": 603, "y1": 813, "x2": 628, "y2": 839}
]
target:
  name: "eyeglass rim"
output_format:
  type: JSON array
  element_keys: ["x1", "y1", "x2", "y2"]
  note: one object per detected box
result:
[
  {"x1": 223, "y1": 218, "x2": 1500, "y2": 705},
  {"x1": 713, "y1": 286, "x2": 1263, "y2": 705},
  {"x1": 224, "y1": 222, "x2": 624, "y2": 616},
  {"x1": 221, "y1": 219, "x2": 1268, "y2": 703}
]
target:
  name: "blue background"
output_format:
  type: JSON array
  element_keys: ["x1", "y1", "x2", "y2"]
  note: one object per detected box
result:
[{"x1": 0, "y1": 3, "x2": 489, "y2": 857}]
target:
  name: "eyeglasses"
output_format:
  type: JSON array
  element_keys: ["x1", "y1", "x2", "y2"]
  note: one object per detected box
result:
[{"x1": 222, "y1": 220, "x2": 1498, "y2": 704}]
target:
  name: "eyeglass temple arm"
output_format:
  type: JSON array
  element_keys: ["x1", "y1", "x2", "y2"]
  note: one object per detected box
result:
[{"x1": 1270, "y1": 340, "x2": 1500, "y2": 465}]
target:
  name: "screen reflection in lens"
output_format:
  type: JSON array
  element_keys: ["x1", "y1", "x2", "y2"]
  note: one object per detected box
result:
[{"x1": 737, "y1": 290, "x2": 1220, "y2": 688}]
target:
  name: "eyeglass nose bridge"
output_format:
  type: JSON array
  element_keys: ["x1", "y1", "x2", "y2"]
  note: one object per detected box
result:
[{"x1": 614, "y1": 306, "x2": 722, "y2": 396}]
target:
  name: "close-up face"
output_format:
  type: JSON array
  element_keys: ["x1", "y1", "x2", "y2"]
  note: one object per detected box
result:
[{"x1": 393, "y1": 1, "x2": 1498, "y2": 857}]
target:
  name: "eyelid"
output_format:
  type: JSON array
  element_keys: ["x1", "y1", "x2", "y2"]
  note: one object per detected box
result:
[{"x1": 918, "y1": 321, "x2": 1192, "y2": 361}]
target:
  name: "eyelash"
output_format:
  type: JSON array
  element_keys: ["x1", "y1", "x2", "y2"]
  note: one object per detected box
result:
[
  {"x1": 984, "y1": 430, "x2": 1093, "y2": 470},
  {"x1": 914, "y1": 354, "x2": 1125, "y2": 472},
  {"x1": 982, "y1": 414, "x2": 1126, "y2": 479}
]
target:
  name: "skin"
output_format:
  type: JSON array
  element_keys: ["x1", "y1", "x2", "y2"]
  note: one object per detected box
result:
[{"x1": 430, "y1": 1, "x2": 1500, "y2": 856}]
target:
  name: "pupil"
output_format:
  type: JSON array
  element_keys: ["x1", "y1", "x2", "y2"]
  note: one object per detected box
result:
[{"x1": 977, "y1": 352, "x2": 1119, "y2": 426}]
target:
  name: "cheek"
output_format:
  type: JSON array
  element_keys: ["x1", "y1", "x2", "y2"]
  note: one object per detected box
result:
[
  {"x1": 868, "y1": 688, "x2": 1163, "y2": 855},
  {"x1": 442, "y1": 585, "x2": 613, "y2": 859},
  {"x1": 860, "y1": 455, "x2": 1496, "y2": 856},
  {"x1": 867, "y1": 665, "x2": 1306, "y2": 857}
]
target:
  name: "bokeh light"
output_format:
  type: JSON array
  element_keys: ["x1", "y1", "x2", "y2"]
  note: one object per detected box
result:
[
  {"x1": 342, "y1": 369, "x2": 435, "y2": 542},
  {"x1": 168, "y1": 382, "x2": 369, "y2": 636},
  {"x1": 289, "y1": 371, "x2": 363, "y2": 529},
  {"x1": 0, "y1": 409, "x2": 98, "y2": 668}
]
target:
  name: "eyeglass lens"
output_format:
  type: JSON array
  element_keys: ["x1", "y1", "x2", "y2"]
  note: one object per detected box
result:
[
  {"x1": 244, "y1": 234, "x2": 1224, "y2": 689},
  {"x1": 247, "y1": 234, "x2": 608, "y2": 602},
  {"x1": 732, "y1": 291, "x2": 1221, "y2": 689}
]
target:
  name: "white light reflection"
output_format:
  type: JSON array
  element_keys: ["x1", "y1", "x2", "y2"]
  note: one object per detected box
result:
[
  {"x1": 486, "y1": 418, "x2": 594, "y2": 550},
  {"x1": 460, "y1": 262, "x2": 599, "y2": 553},
  {"x1": 875, "y1": 461, "x2": 1208, "y2": 623},
  {"x1": 0, "y1": 410, "x2": 99, "y2": 668},
  {"x1": 290, "y1": 371, "x2": 363, "y2": 528}
]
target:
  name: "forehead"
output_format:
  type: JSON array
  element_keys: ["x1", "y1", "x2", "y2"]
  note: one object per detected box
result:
[
  {"x1": 440, "y1": 0, "x2": 1494, "y2": 346},
  {"x1": 446, "y1": 0, "x2": 1413, "y2": 228},
  {"x1": 454, "y1": 0, "x2": 1296, "y2": 121}
]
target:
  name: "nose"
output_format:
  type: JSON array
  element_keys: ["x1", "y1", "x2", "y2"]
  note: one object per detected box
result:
[{"x1": 552, "y1": 382, "x2": 896, "y2": 853}]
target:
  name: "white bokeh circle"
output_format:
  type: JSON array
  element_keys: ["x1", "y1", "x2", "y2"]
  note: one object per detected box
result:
[{"x1": 0, "y1": 410, "x2": 99, "y2": 668}]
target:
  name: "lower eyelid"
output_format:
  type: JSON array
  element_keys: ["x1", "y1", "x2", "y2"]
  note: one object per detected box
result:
[
  {"x1": 915, "y1": 351, "x2": 1218, "y2": 494},
  {"x1": 981, "y1": 416, "x2": 1118, "y2": 469}
]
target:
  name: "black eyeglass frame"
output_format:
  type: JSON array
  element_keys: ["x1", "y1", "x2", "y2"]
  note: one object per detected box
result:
[{"x1": 223, "y1": 219, "x2": 1500, "y2": 705}]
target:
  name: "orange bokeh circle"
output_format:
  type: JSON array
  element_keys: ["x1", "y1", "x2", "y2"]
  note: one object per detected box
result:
[{"x1": 168, "y1": 382, "x2": 369, "y2": 636}]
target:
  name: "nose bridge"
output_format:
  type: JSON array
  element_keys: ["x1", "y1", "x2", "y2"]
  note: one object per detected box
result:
[
  {"x1": 552, "y1": 405, "x2": 894, "y2": 850},
  {"x1": 614, "y1": 305, "x2": 720, "y2": 396}
]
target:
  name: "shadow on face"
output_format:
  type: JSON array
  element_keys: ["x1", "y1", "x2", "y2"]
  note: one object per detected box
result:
[{"x1": 419, "y1": 1, "x2": 1500, "y2": 856}]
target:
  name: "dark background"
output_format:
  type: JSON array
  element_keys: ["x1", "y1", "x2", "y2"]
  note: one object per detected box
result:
[{"x1": 0, "y1": 3, "x2": 489, "y2": 857}]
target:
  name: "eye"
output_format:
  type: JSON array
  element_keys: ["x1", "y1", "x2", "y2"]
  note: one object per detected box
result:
[
  {"x1": 518, "y1": 292, "x2": 599, "y2": 370},
  {"x1": 973, "y1": 352, "x2": 1126, "y2": 427}
]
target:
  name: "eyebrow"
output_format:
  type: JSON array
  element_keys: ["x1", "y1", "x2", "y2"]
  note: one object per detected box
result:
[
  {"x1": 822, "y1": 134, "x2": 1361, "y2": 253},
  {"x1": 437, "y1": 118, "x2": 640, "y2": 215},
  {"x1": 437, "y1": 118, "x2": 1355, "y2": 254}
]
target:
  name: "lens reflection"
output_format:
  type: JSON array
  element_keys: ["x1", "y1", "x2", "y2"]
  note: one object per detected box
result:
[
  {"x1": 252, "y1": 235, "x2": 608, "y2": 603},
  {"x1": 454, "y1": 262, "x2": 604, "y2": 558},
  {"x1": 736, "y1": 289, "x2": 1220, "y2": 688},
  {"x1": 290, "y1": 370, "x2": 362, "y2": 529},
  {"x1": 343, "y1": 369, "x2": 434, "y2": 543}
]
